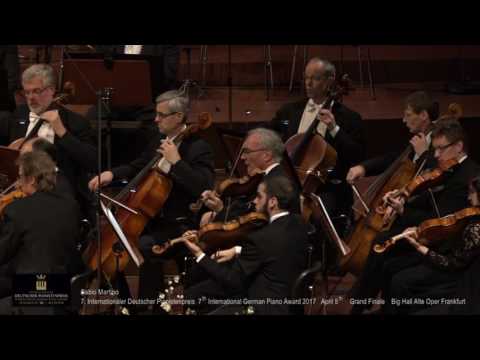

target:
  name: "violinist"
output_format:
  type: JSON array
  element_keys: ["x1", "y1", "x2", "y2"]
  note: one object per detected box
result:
[
  {"x1": 199, "y1": 127, "x2": 301, "y2": 227},
  {"x1": 350, "y1": 118, "x2": 480, "y2": 314},
  {"x1": 20, "y1": 137, "x2": 76, "y2": 200},
  {"x1": 271, "y1": 57, "x2": 365, "y2": 218},
  {"x1": 347, "y1": 91, "x2": 439, "y2": 184},
  {"x1": 383, "y1": 175, "x2": 480, "y2": 314},
  {"x1": 0, "y1": 151, "x2": 84, "y2": 315},
  {"x1": 183, "y1": 176, "x2": 309, "y2": 315},
  {"x1": 88, "y1": 90, "x2": 215, "y2": 304},
  {"x1": 0, "y1": 64, "x2": 97, "y2": 220}
]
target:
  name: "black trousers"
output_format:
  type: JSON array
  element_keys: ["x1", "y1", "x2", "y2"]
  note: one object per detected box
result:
[
  {"x1": 384, "y1": 262, "x2": 462, "y2": 314},
  {"x1": 349, "y1": 223, "x2": 421, "y2": 314}
]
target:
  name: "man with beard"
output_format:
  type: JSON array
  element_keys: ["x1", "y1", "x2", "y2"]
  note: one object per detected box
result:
[{"x1": 182, "y1": 176, "x2": 309, "y2": 315}]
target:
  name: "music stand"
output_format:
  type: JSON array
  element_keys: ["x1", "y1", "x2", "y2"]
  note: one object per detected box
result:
[
  {"x1": 62, "y1": 53, "x2": 155, "y2": 106},
  {"x1": 99, "y1": 200, "x2": 144, "y2": 268},
  {"x1": 216, "y1": 127, "x2": 248, "y2": 177}
]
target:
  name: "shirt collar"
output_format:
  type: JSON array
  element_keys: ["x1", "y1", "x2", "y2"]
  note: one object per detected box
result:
[
  {"x1": 270, "y1": 211, "x2": 289, "y2": 223},
  {"x1": 264, "y1": 163, "x2": 280, "y2": 175}
]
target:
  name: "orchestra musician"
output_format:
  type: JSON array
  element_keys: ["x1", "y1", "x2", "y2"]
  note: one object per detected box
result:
[
  {"x1": 271, "y1": 57, "x2": 365, "y2": 219},
  {"x1": 383, "y1": 175, "x2": 480, "y2": 314},
  {"x1": 350, "y1": 118, "x2": 480, "y2": 314},
  {"x1": 198, "y1": 127, "x2": 301, "y2": 227},
  {"x1": 0, "y1": 63, "x2": 97, "y2": 220},
  {"x1": 0, "y1": 151, "x2": 84, "y2": 315},
  {"x1": 347, "y1": 91, "x2": 440, "y2": 184},
  {"x1": 88, "y1": 89, "x2": 214, "y2": 306},
  {"x1": 182, "y1": 175, "x2": 309, "y2": 315}
]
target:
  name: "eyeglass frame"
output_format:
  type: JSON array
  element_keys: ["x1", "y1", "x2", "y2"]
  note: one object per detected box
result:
[
  {"x1": 242, "y1": 147, "x2": 268, "y2": 155},
  {"x1": 432, "y1": 141, "x2": 457, "y2": 152},
  {"x1": 22, "y1": 86, "x2": 52, "y2": 97},
  {"x1": 155, "y1": 111, "x2": 180, "y2": 119}
]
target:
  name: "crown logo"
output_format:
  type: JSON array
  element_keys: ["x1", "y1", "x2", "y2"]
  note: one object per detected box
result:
[{"x1": 36, "y1": 274, "x2": 47, "y2": 291}]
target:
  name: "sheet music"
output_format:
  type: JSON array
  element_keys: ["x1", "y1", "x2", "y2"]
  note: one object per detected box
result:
[{"x1": 100, "y1": 201, "x2": 144, "y2": 267}]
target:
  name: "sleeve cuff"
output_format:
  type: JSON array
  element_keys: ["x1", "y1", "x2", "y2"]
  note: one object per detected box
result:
[
  {"x1": 329, "y1": 125, "x2": 340, "y2": 138},
  {"x1": 235, "y1": 246, "x2": 242, "y2": 256},
  {"x1": 196, "y1": 253, "x2": 206, "y2": 263}
]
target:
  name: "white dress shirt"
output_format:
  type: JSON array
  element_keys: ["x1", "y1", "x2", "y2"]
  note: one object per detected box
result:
[
  {"x1": 298, "y1": 98, "x2": 339, "y2": 138},
  {"x1": 27, "y1": 112, "x2": 55, "y2": 144}
]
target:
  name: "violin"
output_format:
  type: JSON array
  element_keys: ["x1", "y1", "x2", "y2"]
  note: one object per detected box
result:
[
  {"x1": 339, "y1": 102, "x2": 463, "y2": 276},
  {"x1": 0, "y1": 189, "x2": 26, "y2": 215},
  {"x1": 190, "y1": 143, "x2": 264, "y2": 214},
  {"x1": 152, "y1": 211, "x2": 268, "y2": 256},
  {"x1": 377, "y1": 157, "x2": 459, "y2": 229},
  {"x1": 373, "y1": 206, "x2": 480, "y2": 253}
]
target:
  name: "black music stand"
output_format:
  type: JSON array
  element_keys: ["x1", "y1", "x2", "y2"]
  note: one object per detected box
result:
[
  {"x1": 62, "y1": 52, "x2": 165, "y2": 105},
  {"x1": 62, "y1": 52, "x2": 161, "y2": 169}
]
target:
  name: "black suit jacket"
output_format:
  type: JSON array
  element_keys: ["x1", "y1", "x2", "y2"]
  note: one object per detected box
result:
[
  {"x1": 3, "y1": 104, "x2": 97, "y2": 215},
  {"x1": 0, "y1": 191, "x2": 84, "y2": 297},
  {"x1": 197, "y1": 213, "x2": 309, "y2": 315},
  {"x1": 271, "y1": 99, "x2": 365, "y2": 213},
  {"x1": 112, "y1": 132, "x2": 215, "y2": 221}
]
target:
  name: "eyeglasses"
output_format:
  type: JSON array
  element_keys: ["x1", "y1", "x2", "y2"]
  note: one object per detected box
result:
[
  {"x1": 156, "y1": 111, "x2": 179, "y2": 119},
  {"x1": 433, "y1": 142, "x2": 455, "y2": 152},
  {"x1": 22, "y1": 87, "x2": 50, "y2": 97},
  {"x1": 242, "y1": 147, "x2": 267, "y2": 155}
]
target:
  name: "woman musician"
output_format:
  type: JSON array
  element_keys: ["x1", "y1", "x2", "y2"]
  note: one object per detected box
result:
[{"x1": 382, "y1": 175, "x2": 480, "y2": 314}]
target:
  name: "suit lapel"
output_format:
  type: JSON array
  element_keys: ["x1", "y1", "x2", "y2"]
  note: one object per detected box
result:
[{"x1": 288, "y1": 99, "x2": 308, "y2": 138}]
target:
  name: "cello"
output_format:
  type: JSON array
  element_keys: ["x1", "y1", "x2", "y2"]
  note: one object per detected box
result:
[
  {"x1": 339, "y1": 103, "x2": 463, "y2": 276},
  {"x1": 0, "y1": 94, "x2": 70, "y2": 190},
  {"x1": 284, "y1": 75, "x2": 351, "y2": 188},
  {"x1": 82, "y1": 112, "x2": 213, "y2": 281}
]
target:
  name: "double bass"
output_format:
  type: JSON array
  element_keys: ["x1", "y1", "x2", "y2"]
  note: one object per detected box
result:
[
  {"x1": 339, "y1": 103, "x2": 463, "y2": 276},
  {"x1": 82, "y1": 112, "x2": 213, "y2": 281}
]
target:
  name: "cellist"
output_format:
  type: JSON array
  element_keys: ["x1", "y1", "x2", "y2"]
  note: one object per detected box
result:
[
  {"x1": 88, "y1": 90, "x2": 215, "y2": 306},
  {"x1": 347, "y1": 91, "x2": 439, "y2": 185},
  {"x1": 349, "y1": 118, "x2": 480, "y2": 314},
  {"x1": 0, "y1": 64, "x2": 97, "y2": 221},
  {"x1": 271, "y1": 57, "x2": 365, "y2": 220}
]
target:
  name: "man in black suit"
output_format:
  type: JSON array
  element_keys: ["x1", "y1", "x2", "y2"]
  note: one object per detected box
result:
[
  {"x1": 183, "y1": 176, "x2": 309, "y2": 315},
  {"x1": 270, "y1": 57, "x2": 365, "y2": 219},
  {"x1": 350, "y1": 118, "x2": 480, "y2": 314},
  {"x1": 0, "y1": 64, "x2": 97, "y2": 220},
  {"x1": 346, "y1": 91, "x2": 440, "y2": 185},
  {"x1": 0, "y1": 151, "x2": 84, "y2": 315},
  {"x1": 199, "y1": 127, "x2": 301, "y2": 227},
  {"x1": 89, "y1": 89, "x2": 214, "y2": 303}
]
